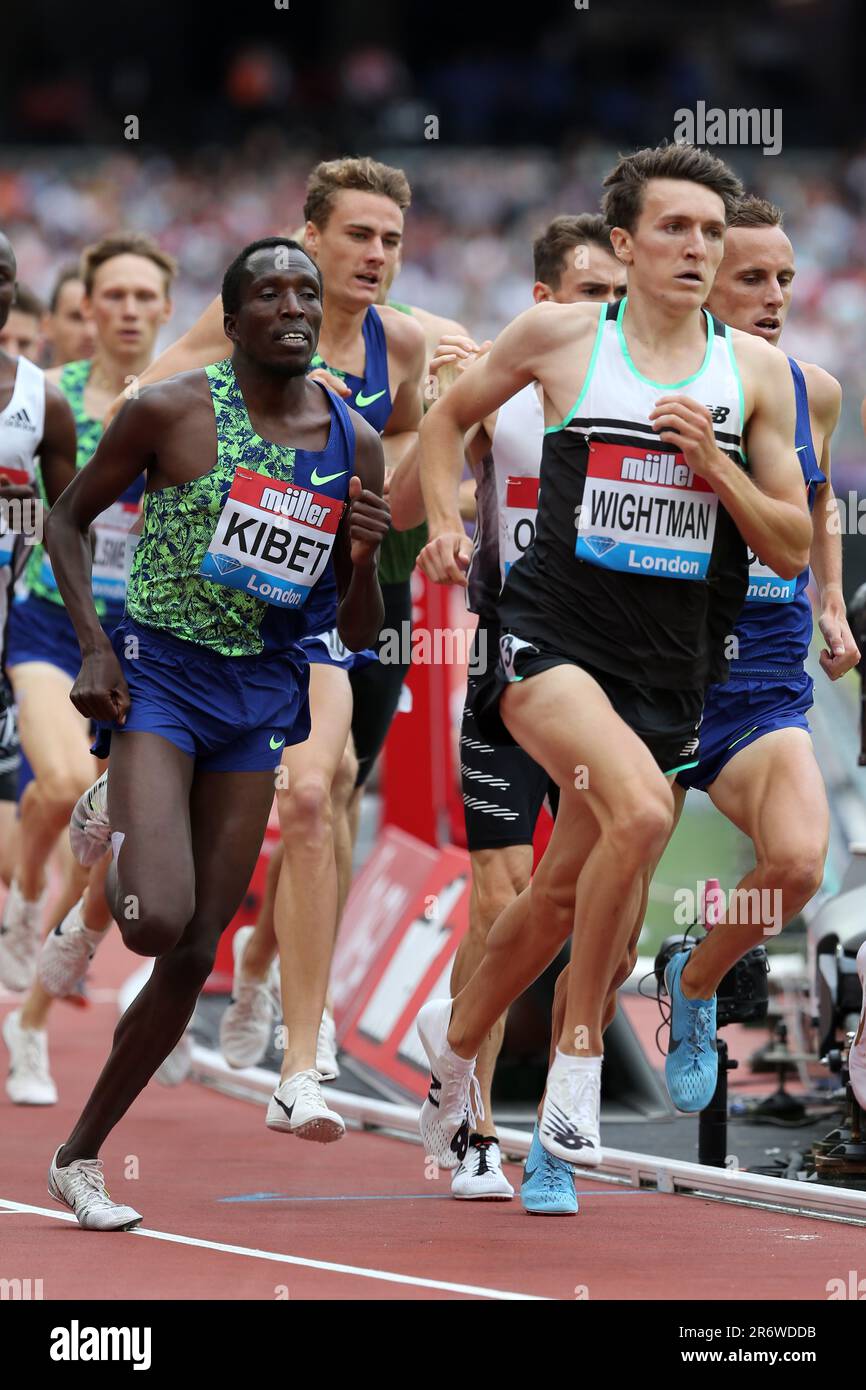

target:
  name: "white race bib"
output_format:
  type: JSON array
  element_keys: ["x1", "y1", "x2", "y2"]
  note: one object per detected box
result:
[
  {"x1": 502, "y1": 475, "x2": 539, "y2": 575},
  {"x1": 200, "y1": 467, "x2": 343, "y2": 609},
  {"x1": 91, "y1": 499, "x2": 141, "y2": 602},
  {"x1": 576, "y1": 441, "x2": 718, "y2": 581},
  {"x1": 745, "y1": 552, "x2": 796, "y2": 604}
]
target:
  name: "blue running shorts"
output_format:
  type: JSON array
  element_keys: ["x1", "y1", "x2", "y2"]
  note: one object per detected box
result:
[{"x1": 677, "y1": 669, "x2": 813, "y2": 793}]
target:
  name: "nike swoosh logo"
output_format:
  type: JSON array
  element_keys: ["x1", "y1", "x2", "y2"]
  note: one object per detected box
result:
[
  {"x1": 270, "y1": 735, "x2": 286, "y2": 751},
  {"x1": 355, "y1": 389, "x2": 386, "y2": 408},
  {"x1": 795, "y1": 445, "x2": 808, "y2": 453},
  {"x1": 310, "y1": 467, "x2": 348, "y2": 486},
  {"x1": 523, "y1": 1164, "x2": 538, "y2": 1182}
]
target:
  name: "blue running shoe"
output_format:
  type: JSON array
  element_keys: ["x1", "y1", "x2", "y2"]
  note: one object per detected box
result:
[
  {"x1": 664, "y1": 949, "x2": 718, "y2": 1111},
  {"x1": 520, "y1": 1123, "x2": 578, "y2": 1216}
]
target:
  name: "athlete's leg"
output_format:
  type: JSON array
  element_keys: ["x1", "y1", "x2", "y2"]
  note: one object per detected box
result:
[
  {"x1": 333, "y1": 732, "x2": 359, "y2": 921},
  {"x1": 0, "y1": 803, "x2": 17, "y2": 886},
  {"x1": 8, "y1": 665, "x2": 94, "y2": 901},
  {"x1": 682, "y1": 728, "x2": 827, "y2": 999},
  {"x1": 273, "y1": 662, "x2": 353, "y2": 1080},
  {"x1": 448, "y1": 666, "x2": 674, "y2": 1059},
  {"x1": 58, "y1": 753, "x2": 276, "y2": 1163},
  {"x1": 451, "y1": 844, "x2": 533, "y2": 1131},
  {"x1": 238, "y1": 841, "x2": 281, "y2": 979}
]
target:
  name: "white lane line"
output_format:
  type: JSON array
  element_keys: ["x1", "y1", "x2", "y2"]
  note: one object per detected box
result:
[{"x1": 0, "y1": 1198, "x2": 548, "y2": 1301}]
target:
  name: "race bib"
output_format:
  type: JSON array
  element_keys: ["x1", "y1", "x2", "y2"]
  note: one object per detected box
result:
[
  {"x1": 745, "y1": 551, "x2": 796, "y2": 604},
  {"x1": 200, "y1": 467, "x2": 343, "y2": 609},
  {"x1": 502, "y1": 475, "x2": 540, "y2": 575},
  {"x1": 91, "y1": 499, "x2": 141, "y2": 602},
  {"x1": 324, "y1": 626, "x2": 348, "y2": 662},
  {"x1": 576, "y1": 441, "x2": 718, "y2": 581}
]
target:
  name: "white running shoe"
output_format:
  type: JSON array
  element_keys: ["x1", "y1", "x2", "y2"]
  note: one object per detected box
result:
[
  {"x1": 850, "y1": 942, "x2": 866, "y2": 1111},
  {"x1": 0, "y1": 880, "x2": 48, "y2": 991},
  {"x1": 539, "y1": 1054, "x2": 603, "y2": 1167},
  {"x1": 265, "y1": 1069, "x2": 345, "y2": 1142},
  {"x1": 48, "y1": 1147, "x2": 142, "y2": 1231},
  {"x1": 69, "y1": 772, "x2": 111, "y2": 868},
  {"x1": 3, "y1": 1009, "x2": 57, "y2": 1104},
  {"x1": 154, "y1": 1029, "x2": 194, "y2": 1087},
  {"x1": 219, "y1": 926, "x2": 281, "y2": 1069},
  {"x1": 38, "y1": 899, "x2": 107, "y2": 998},
  {"x1": 316, "y1": 1007, "x2": 340, "y2": 1081},
  {"x1": 417, "y1": 998, "x2": 483, "y2": 1171},
  {"x1": 451, "y1": 1135, "x2": 514, "y2": 1200}
]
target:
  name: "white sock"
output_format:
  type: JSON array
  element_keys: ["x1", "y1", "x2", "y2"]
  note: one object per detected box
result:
[{"x1": 551, "y1": 1049, "x2": 602, "y2": 1075}]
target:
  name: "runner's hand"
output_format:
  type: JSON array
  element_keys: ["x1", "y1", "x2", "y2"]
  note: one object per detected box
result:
[
  {"x1": 417, "y1": 530, "x2": 473, "y2": 587},
  {"x1": 818, "y1": 605, "x2": 860, "y2": 680},
  {"x1": 427, "y1": 336, "x2": 492, "y2": 399},
  {"x1": 347, "y1": 474, "x2": 390, "y2": 567},
  {"x1": 70, "y1": 648, "x2": 131, "y2": 726},
  {"x1": 649, "y1": 395, "x2": 721, "y2": 480},
  {"x1": 309, "y1": 367, "x2": 352, "y2": 398}
]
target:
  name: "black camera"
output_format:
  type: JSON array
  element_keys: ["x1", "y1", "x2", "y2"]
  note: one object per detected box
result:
[{"x1": 654, "y1": 934, "x2": 769, "y2": 1027}]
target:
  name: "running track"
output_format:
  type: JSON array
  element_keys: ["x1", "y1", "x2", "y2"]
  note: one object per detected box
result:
[{"x1": 1, "y1": 931, "x2": 863, "y2": 1301}]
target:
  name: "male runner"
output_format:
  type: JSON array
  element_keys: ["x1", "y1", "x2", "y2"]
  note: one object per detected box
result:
[
  {"x1": 0, "y1": 234, "x2": 176, "y2": 1095},
  {"x1": 0, "y1": 285, "x2": 45, "y2": 362},
  {"x1": 0, "y1": 232, "x2": 78, "y2": 1095},
  {"x1": 42, "y1": 266, "x2": 97, "y2": 368},
  {"x1": 666, "y1": 195, "x2": 859, "y2": 1094},
  {"x1": 116, "y1": 160, "x2": 427, "y2": 1129},
  {"x1": 418, "y1": 215, "x2": 626, "y2": 1204},
  {"x1": 415, "y1": 142, "x2": 811, "y2": 1171},
  {"x1": 46, "y1": 236, "x2": 389, "y2": 1228}
]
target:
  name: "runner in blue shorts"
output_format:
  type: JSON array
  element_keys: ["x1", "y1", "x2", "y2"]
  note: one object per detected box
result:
[
  {"x1": 41, "y1": 236, "x2": 389, "y2": 1229},
  {"x1": 672, "y1": 197, "x2": 860, "y2": 1046}
]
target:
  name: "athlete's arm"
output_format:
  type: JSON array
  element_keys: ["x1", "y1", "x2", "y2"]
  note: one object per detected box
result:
[
  {"x1": 332, "y1": 413, "x2": 388, "y2": 651},
  {"x1": 381, "y1": 312, "x2": 426, "y2": 529},
  {"x1": 803, "y1": 366, "x2": 859, "y2": 678},
  {"x1": 651, "y1": 340, "x2": 811, "y2": 580},
  {"x1": 104, "y1": 293, "x2": 227, "y2": 425},
  {"x1": 417, "y1": 302, "x2": 560, "y2": 585},
  {"x1": 37, "y1": 382, "x2": 78, "y2": 505}
]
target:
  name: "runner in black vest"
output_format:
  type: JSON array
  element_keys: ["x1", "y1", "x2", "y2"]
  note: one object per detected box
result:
[{"x1": 415, "y1": 144, "x2": 812, "y2": 1172}]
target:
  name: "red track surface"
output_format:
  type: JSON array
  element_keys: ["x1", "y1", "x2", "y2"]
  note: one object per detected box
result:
[{"x1": 1, "y1": 930, "x2": 863, "y2": 1301}]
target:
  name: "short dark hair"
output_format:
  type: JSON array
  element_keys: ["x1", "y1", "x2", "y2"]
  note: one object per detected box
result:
[
  {"x1": 80, "y1": 232, "x2": 177, "y2": 297},
  {"x1": 11, "y1": 283, "x2": 44, "y2": 318},
  {"x1": 49, "y1": 264, "x2": 84, "y2": 314},
  {"x1": 533, "y1": 214, "x2": 615, "y2": 287},
  {"x1": 728, "y1": 194, "x2": 784, "y2": 229},
  {"x1": 221, "y1": 237, "x2": 323, "y2": 316},
  {"x1": 601, "y1": 143, "x2": 743, "y2": 234}
]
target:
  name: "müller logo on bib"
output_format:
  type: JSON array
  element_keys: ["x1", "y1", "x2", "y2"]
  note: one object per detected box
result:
[
  {"x1": 576, "y1": 440, "x2": 718, "y2": 581},
  {"x1": 200, "y1": 466, "x2": 344, "y2": 608}
]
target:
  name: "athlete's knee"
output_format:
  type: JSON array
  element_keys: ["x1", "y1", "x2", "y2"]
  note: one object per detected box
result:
[
  {"x1": 277, "y1": 771, "x2": 334, "y2": 847},
  {"x1": 608, "y1": 789, "x2": 673, "y2": 864},
  {"x1": 764, "y1": 847, "x2": 825, "y2": 910},
  {"x1": 470, "y1": 848, "x2": 531, "y2": 936},
  {"x1": 30, "y1": 765, "x2": 89, "y2": 821},
  {"x1": 118, "y1": 890, "x2": 195, "y2": 957}
]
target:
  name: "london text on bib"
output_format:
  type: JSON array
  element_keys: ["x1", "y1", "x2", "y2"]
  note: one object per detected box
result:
[
  {"x1": 503, "y1": 475, "x2": 540, "y2": 575},
  {"x1": 745, "y1": 550, "x2": 796, "y2": 604},
  {"x1": 200, "y1": 467, "x2": 343, "y2": 608},
  {"x1": 576, "y1": 441, "x2": 718, "y2": 580}
]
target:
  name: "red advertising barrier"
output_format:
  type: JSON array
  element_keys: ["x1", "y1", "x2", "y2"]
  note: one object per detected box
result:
[{"x1": 333, "y1": 826, "x2": 471, "y2": 1100}]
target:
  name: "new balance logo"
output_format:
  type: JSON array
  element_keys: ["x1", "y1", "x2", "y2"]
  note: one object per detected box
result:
[
  {"x1": 3, "y1": 408, "x2": 36, "y2": 432},
  {"x1": 707, "y1": 406, "x2": 730, "y2": 424}
]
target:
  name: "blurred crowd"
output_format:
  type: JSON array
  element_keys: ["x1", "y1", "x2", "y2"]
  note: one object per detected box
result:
[{"x1": 2, "y1": 137, "x2": 865, "y2": 469}]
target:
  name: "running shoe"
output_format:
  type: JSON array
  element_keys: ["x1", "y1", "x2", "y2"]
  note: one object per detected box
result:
[
  {"x1": 265, "y1": 1069, "x2": 345, "y2": 1141},
  {"x1": 3, "y1": 1009, "x2": 57, "y2": 1104},
  {"x1": 154, "y1": 1029, "x2": 194, "y2": 1086},
  {"x1": 219, "y1": 926, "x2": 281, "y2": 1069},
  {"x1": 317, "y1": 1007, "x2": 340, "y2": 1082},
  {"x1": 417, "y1": 998, "x2": 482, "y2": 1170},
  {"x1": 451, "y1": 1134, "x2": 514, "y2": 1200},
  {"x1": 664, "y1": 948, "x2": 718, "y2": 1112},
  {"x1": 38, "y1": 899, "x2": 106, "y2": 997},
  {"x1": 849, "y1": 941, "x2": 866, "y2": 1111},
  {"x1": 0, "y1": 879, "x2": 48, "y2": 991},
  {"x1": 520, "y1": 1122, "x2": 578, "y2": 1215},
  {"x1": 48, "y1": 1147, "x2": 142, "y2": 1231},
  {"x1": 539, "y1": 1054, "x2": 602, "y2": 1165},
  {"x1": 69, "y1": 771, "x2": 111, "y2": 868}
]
